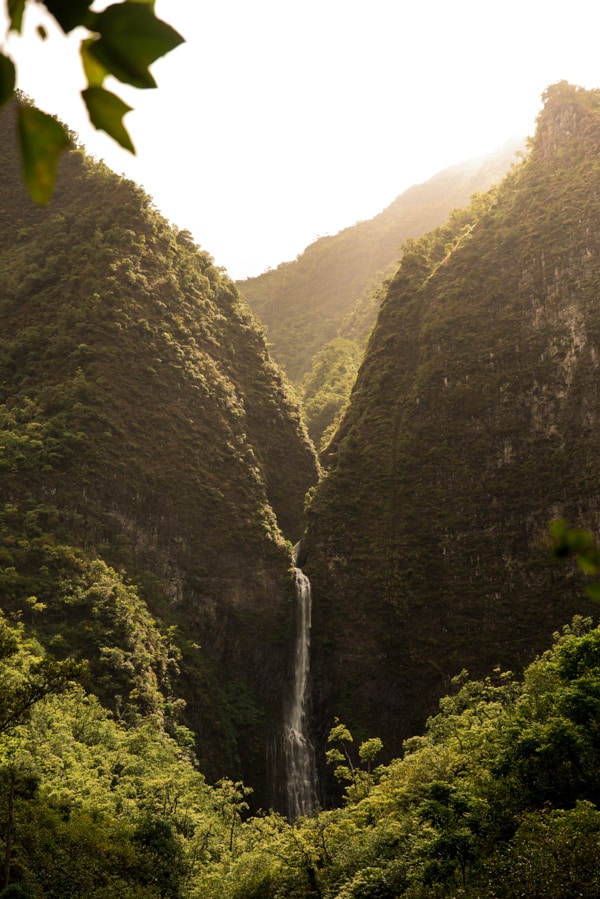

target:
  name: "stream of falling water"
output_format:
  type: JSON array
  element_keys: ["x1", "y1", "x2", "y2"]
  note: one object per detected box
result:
[{"x1": 283, "y1": 549, "x2": 317, "y2": 820}]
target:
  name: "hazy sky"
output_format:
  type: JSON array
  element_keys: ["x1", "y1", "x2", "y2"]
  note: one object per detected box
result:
[{"x1": 5, "y1": 1, "x2": 600, "y2": 278}]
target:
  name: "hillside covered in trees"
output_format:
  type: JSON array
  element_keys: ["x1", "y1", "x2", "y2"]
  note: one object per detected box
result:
[
  {"x1": 0, "y1": 98, "x2": 319, "y2": 810},
  {"x1": 304, "y1": 82, "x2": 600, "y2": 776},
  {"x1": 239, "y1": 141, "x2": 521, "y2": 446},
  {"x1": 3, "y1": 600, "x2": 600, "y2": 897},
  {"x1": 194, "y1": 615, "x2": 600, "y2": 898}
]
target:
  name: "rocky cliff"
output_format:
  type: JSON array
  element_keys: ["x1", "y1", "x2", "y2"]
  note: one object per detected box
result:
[{"x1": 304, "y1": 83, "x2": 600, "y2": 784}]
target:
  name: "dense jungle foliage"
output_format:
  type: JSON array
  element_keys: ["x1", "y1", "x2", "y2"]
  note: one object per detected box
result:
[
  {"x1": 2, "y1": 606, "x2": 600, "y2": 896},
  {"x1": 239, "y1": 141, "x2": 521, "y2": 447}
]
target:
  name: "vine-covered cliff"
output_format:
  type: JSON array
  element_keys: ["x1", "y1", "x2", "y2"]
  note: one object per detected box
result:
[{"x1": 305, "y1": 83, "x2": 600, "y2": 773}]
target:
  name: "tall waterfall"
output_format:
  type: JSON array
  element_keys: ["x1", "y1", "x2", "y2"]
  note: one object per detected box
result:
[{"x1": 283, "y1": 548, "x2": 317, "y2": 820}]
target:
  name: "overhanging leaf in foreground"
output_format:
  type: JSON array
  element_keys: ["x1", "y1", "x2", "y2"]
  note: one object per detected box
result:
[
  {"x1": 82, "y1": 86, "x2": 135, "y2": 153},
  {"x1": 0, "y1": 53, "x2": 16, "y2": 107},
  {"x1": 42, "y1": 0, "x2": 94, "y2": 33},
  {"x1": 87, "y1": 3, "x2": 184, "y2": 89}
]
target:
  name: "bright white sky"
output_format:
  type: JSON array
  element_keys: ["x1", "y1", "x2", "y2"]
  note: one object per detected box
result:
[{"x1": 4, "y1": 1, "x2": 600, "y2": 279}]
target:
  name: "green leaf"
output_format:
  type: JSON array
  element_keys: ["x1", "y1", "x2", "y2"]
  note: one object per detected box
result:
[
  {"x1": 0, "y1": 54, "x2": 16, "y2": 107},
  {"x1": 7, "y1": 0, "x2": 26, "y2": 33},
  {"x1": 81, "y1": 38, "x2": 109, "y2": 88},
  {"x1": 82, "y1": 86, "x2": 135, "y2": 153},
  {"x1": 17, "y1": 105, "x2": 70, "y2": 204},
  {"x1": 88, "y1": 3, "x2": 184, "y2": 89},
  {"x1": 42, "y1": 0, "x2": 95, "y2": 33},
  {"x1": 550, "y1": 519, "x2": 597, "y2": 561}
]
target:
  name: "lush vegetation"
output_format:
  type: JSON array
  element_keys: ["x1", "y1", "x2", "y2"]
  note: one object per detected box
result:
[
  {"x1": 303, "y1": 83, "x2": 600, "y2": 769},
  {"x1": 210, "y1": 616, "x2": 600, "y2": 899},
  {"x1": 2, "y1": 603, "x2": 599, "y2": 896},
  {"x1": 3, "y1": 84, "x2": 600, "y2": 896},
  {"x1": 299, "y1": 338, "x2": 364, "y2": 449},
  {"x1": 0, "y1": 604, "x2": 243, "y2": 898},
  {"x1": 239, "y1": 141, "x2": 520, "y2": 446},
  {"x1": 0, "y1": 98, "x2": 319, "y2": 802}
]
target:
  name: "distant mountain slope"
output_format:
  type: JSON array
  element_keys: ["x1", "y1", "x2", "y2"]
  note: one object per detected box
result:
[
  {"x1": 0, "y1": 101, "x2": 319, "y2": 801},
  {"x1": 239, "y1": 140, "x2": 522, "y2": 385},
  {"x1": 304, "y1": 83, "x2": 600, "y2": 777}
]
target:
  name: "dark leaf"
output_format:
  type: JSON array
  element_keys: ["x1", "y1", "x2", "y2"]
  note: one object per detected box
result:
[
  {"x1": 17, "y1": 105, "x2": 70, "y2": 204},
  {"x1": 88, "y1": 3, "x2": 184, "y2": 89},
  {"x1": 42, "y1": 0, "x2": 95, "y2": 33},
  {"x1": 81, "y1": 38, "x2": 109, "y2": 88},
  {"x1": 0, "y1": 54, "x2": 16, "y2": 107},
  {"x1": 7, "y1": 0, "x2": 26, "y2": 33},
  {"x1": 82, "y1": 86, "x2": 135, "y2": 153}
]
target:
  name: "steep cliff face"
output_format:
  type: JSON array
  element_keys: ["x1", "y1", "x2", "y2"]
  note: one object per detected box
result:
[
  {"x1": 0, "y1": 101, "x2": 319, "y2": 799},
  {"x1": 305, "y1": 83, "x2": 600, "y2": 777}
]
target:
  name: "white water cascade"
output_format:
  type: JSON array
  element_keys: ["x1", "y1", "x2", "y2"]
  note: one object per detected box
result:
[{"x1": 283, "y1": 548, "x2": 317, "y2": 820}]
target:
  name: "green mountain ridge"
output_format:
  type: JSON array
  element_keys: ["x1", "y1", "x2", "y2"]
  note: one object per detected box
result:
[
  {"x1": 239, "y1": 140, "x2": 522, "y2": 445},
  {"x1": 0, "y1": 100, "x2": 319, "y2": 800},
  {"x1": 304, "y1": 82, "x2": 600, "y2": 775}
]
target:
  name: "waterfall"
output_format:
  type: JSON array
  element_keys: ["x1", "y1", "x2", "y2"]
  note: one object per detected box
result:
[{"x1": 283, "y1": 548, "x2": 317, "y2": 820}]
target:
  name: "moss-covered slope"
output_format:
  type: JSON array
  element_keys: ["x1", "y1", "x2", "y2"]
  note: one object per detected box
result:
[
  {"x1": 305, "y1": 83, "x2": 600, "y2": 772},
  {"x1": 0, "y1": 101, "x2": 319, "y2": 800}
]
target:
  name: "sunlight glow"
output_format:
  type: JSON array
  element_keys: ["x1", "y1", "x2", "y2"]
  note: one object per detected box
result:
[{"x1": 2, "y1": 0, "x2": 600, "y2": 278}]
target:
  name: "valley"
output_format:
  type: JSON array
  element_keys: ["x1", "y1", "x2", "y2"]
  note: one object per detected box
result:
[{"x1": 0, "y1": 83, "x2": 599, "y2": 897}]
